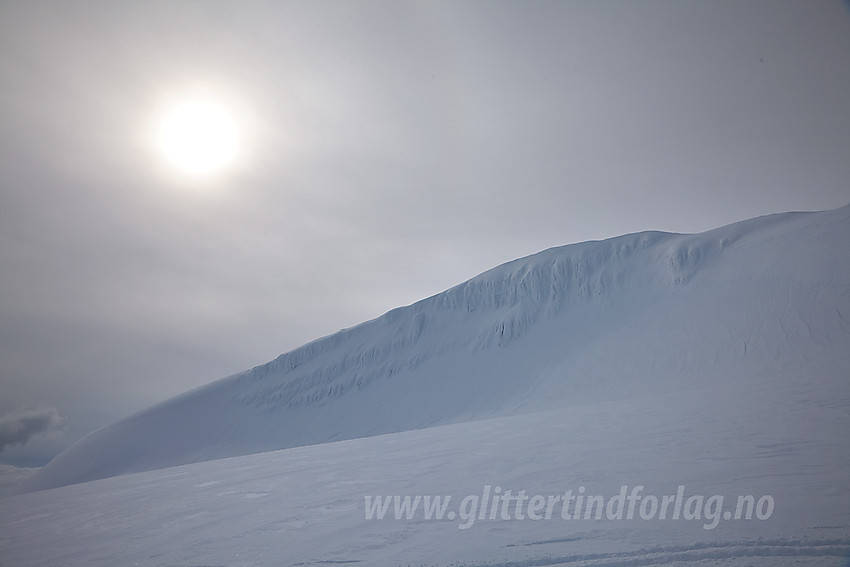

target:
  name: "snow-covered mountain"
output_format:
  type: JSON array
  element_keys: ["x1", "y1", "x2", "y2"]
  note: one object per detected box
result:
[
  {"x1": 3, "y1": 206, "x2": 849, "y2": 566},
  {"x1": 17, "y1": 205, "x2": 850, "y2": 494}
]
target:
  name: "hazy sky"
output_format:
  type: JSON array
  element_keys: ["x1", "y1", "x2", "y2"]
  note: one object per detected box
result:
[{"x1": 1, "y1": 0, "x2": 849, "y2": 467}]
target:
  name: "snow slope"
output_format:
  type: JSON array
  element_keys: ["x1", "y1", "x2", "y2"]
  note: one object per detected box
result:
[
  {"x1": 16, "y1": 205, "x2": 850, "y2": 495},
  {"x1": 1, "y1": 205, "x2": 849, "y2": 566}
]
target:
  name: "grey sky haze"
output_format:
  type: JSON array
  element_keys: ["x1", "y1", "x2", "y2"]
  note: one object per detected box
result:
[{"x1": 1, "y1": 0, "x2": 849, "y2": 466}]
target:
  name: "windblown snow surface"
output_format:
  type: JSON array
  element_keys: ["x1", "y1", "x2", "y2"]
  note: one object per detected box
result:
[{"x1": 1, "y1": 206, "x2": 849, "y2": 566}]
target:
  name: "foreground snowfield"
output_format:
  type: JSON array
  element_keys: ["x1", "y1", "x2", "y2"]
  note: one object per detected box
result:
[
  {"x1": 1, "y1": 366, "x2": 848, "y2": 566},
  {"x1": 1, "y1": 206, "x2": 849, "y2": 565}
]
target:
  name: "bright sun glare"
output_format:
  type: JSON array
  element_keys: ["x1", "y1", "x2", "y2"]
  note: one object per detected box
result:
[{"x1": 158, "y1": 100, "x2": 239, "y2": 177}]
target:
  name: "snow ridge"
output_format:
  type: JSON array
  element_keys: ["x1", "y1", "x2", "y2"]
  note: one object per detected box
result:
[
  {"x1": 235, "y1": 230, "x2": 671, "y2": 412},
  {"x1": 229, "y1": 208, "x2": 838, "y2": 413}
]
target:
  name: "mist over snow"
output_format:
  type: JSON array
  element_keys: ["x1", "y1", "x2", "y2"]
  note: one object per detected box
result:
[
  {"x1": 0, "y1": 464, "x2": 38, "y2": 497},
  {"x1": 1, "y1": 205, "x2": 849, "y2": 566}
]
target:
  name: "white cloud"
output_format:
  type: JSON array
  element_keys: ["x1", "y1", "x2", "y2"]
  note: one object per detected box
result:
[{"x1": 0, "y1": 408, "x2": 66, "y2": 453}]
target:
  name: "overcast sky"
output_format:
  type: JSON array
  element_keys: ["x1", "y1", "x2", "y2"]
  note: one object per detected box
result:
[{"x1": 1, "y1": 0, "x2": 849, "y2": 467}]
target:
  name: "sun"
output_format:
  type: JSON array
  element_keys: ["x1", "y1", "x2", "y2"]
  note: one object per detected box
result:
[{"x1": 157, "y1": 99, "x2": 239, "y2": 176}]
